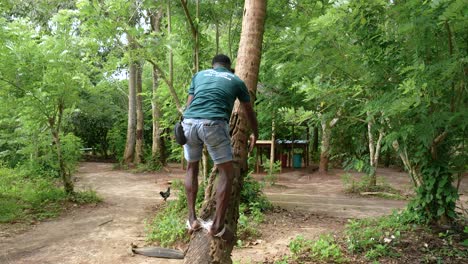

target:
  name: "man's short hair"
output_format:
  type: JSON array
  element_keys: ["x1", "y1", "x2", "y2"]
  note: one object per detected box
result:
[{"x1": 212, "y1": 54, "x2": 231, "y2": 68}]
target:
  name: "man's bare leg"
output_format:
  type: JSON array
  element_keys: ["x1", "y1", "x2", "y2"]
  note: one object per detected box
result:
[
  {"x1": 186, "y1": 161, "x2": 200, "y2": 232},
  {"x1": 209, "y1": 160, "x2": 234, "y2": 239}
]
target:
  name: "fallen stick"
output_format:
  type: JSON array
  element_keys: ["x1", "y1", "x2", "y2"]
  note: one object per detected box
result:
[
  {"x1": 98, "y1": 219, "x2": 113, "y2": 226},
  {"x1": 131, "y1": 246, "x2": 184, "y2": 259},
  {"x1": 360, "y1": 192, "x2": 399, "y2": 197}
]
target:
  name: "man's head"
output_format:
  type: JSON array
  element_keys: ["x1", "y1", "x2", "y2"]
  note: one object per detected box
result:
[{"x1": 212, "y1": 54, "x2": 231, "y2": 70}]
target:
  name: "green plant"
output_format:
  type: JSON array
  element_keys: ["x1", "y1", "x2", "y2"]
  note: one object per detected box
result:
[
  {"x1": 288, "y1": 234, "x2": 345, "y2": 263},
  {"x1": 69, "y1": 189, "x2": 102, "y2": 204},
  {"x1": 262, "y1": 160, "x2": 281, "y2": 186},
  {"x1": 345, "y1": 211, "x2": 412, "y2": 259},
  {"x1": 274, "y1": 255, "x2": 290, "y2": 264},
  {"x1": 145, "y1": 200, "x2": 188, "y2": 247},
  {"x1": 237, "y1": 202, "x2": 265, "y2": 241},
  {"x1": 341, "y1": 173, "x2": 404, "y2": 199},
  {"x1": 408, "y1": 163, "x2": 458, "y2": 224},
  {"x1": 241, "y1": 173, "x2": 272, "y2": 211},
  {"x1": 145, "y1": 180, "x2": 192, "y2": 247},
  {"x1": 289, "y1": 235, "x2": 312, "y2": 258},
  {"x1": 309, "y1": 234, "x2": 344, "y2": 263},
  {"x1": 0, "y1": 166, "x2": 101, "y2": 223}
]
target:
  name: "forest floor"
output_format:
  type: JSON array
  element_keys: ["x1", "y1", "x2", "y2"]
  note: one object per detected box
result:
[{"x1": 0, "y1": 162, "x2": 466, "y2": 264}]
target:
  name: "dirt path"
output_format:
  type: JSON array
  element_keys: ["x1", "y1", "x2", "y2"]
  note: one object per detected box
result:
[
  {"x1": 1, "y1": 163, "x2": 421, "y2": 264},
  {"x1": 232, "y1": 168, "x2": 411, "y2": 263},
  {"x1": 0, "y1": 162, "x2": 184, "y2": 264}
]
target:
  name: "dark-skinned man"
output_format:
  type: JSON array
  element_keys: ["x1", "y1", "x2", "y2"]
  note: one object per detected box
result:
[{"x1": 182, "y1": 54, "x2": 258, "y2": 241}]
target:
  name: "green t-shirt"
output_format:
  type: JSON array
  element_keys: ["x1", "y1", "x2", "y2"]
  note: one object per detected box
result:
[{"x1": 183, "y1": 67, "x2": 250, "y2": 121}]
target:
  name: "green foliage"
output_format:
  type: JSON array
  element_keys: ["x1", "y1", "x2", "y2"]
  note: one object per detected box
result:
[
  {"x1": 68, "y1": 189, "x2": 102, "y2": 204},
  {"x1": 237, "y1": 202, "x2": 264, "y2": 241},
  {"x1": 60, "y1": 133, "x2": 84, "y2": 172},
  {"x1": 145, "y1": 180, "x2": 189, "y2": 247},
  {"x1": 345, "y1": 211, "x2": 414, "y2": 259},
  {"x1": 288, "y1": 234, "x2": 345, "y2": 263},
  {"x1": 262, "y1": 0, "x2": 467, "y2": 225},
  {"x1": 107, "y1": 122, "x2": 127, "y2": 163},
  {"x1": 147, "y1": 172, "x2": 272, "y2": 247},
  {"x1": 261, "y1": 160, "x2": 281, "y2": 186},
  {"x1": 145, "y1": 200, "x2": 188, "y2": 247},
  {"x1": 408, "y1": 162, "x2": 458, "y2": 223},
  {"x1": 289, "y1": 235, "x2": 312, "y2": 257},
  {"x1": 241, "y1": 173, "x2": 272, "y2": 212},
  {"x1": 0, "y1": 166, "x2": 100, "y2": 223},
  {"x1": 341, "y1": 173, "x2": 405, "y2": 199},
  {"x1": 273, "y1": 255, "x2": 290, "y2": 264}
]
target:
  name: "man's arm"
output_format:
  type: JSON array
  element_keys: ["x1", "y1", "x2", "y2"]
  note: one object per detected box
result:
[
  {"x1": 186, "y1": 94, "x2": 194, "y2": 107},
  {"x1": 241, "y1": 101, "x2": 258, "y2": 152}
]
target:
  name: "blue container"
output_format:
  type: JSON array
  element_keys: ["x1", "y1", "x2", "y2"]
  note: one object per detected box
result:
[{"x1": 293, "y1": 154, "x2": 302, "y2": 168}]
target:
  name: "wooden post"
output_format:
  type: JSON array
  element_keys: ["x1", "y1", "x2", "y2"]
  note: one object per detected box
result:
[{"x1": 270, "y1": 120, "x2": 276, "y2": 175}]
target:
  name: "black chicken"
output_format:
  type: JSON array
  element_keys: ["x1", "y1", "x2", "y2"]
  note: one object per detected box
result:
[{"x1": 159, "y1": 187, "x2": 171, "y2": 202}]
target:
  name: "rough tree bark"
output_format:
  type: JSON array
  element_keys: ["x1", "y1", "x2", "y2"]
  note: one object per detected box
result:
[
  {"x1": 367, "y1": 112, "x2": 384, "y2": 187},
  {"x1": 49, "y1": 100, "x2": 73, "y2": 194},
  {"x1": 123, "y1": 61, "x2": 137, "y2": 164},
  {"x1": 134, "y1": 62, "x2": 144, "y2": 164},
  {"x1": 183, "y1": 1, "x2": 267, "y2": 263},
  {"x1": 149, "y1": 6, "x2": 166, "y2": 165},
  {"x1": 319, "y1": 117, "x2": 338, "y2": 174}
]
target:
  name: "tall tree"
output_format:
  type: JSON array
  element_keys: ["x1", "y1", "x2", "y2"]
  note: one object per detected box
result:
[
  {"x1": 149, "y1": 5, "x2": 166, "y2": 166},
  {"x1": 134, "y1": 62, "x2": 145, "y2": 164},
  {"x1": 184, "y1": 1, "x2": 267, "y2": 263},
  {"x1": 123, "y1": 60, "x2": 138, "y2": 164},
  {"x1": 0, "y1": 10, "x2": 92, "y2": 193}
]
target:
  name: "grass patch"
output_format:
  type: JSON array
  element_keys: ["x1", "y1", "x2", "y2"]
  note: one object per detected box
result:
[
  {"x1": 344, "y1": 211, "x2": 412, "y2": 259},
  {"x1": 279, "y1": 211, "x2": 467, "y2": 263},
  {"x1": 146, "y1": 172, "x2": 272, "y2": 248},
  {"x1": 145, "y1": 201, "x2": 189, "y2": 247},
  {"x1": 341, "y1": 173, "x2": 406, "y2": 200},
  {"x1": 145, "y1": 180, "x2": 189, "y2": 247},
  {"x1": 286, "y1": 234, "x2": 345, "y2": 263},
  {"x1": 0, "y1": 166, "x2": 101, "y2": 223}
]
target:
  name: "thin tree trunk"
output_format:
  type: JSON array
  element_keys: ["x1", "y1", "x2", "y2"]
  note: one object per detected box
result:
[
  {"x1": 134, "y1": 62, "x2": 144, "y2": 164},
  {"x1": 313, "y1": 125, "x2": 319, "y2": 153},
  {"x1": 319, "y1": 117, "x2": 337, "y2": 174},
  {"x1": 123, "y1": 62, "x2": 137, "y2": 164},
  {"x1": 151, "y1": 67, "x2": 167, "y2": 165},
  {"x1": 180, "y1": 0, "x2": 208, "y2": 178},
  {"x1": 319, "y1": 126, "x2": 330, "y2": 173},
  {"x1": 270, "y1": 119, "x2": 276, "y2": 173},
  {"x1": 150, "y1": 6, "x2": 165, "y2": 165},
  {"x1": 184, "y1": 1, "x2": 266, "y2": 263},
  {"x1": 50, "y1": 101, "x2": 73, "y2": 194},
  {"x1": 367, "y1": 112, "x2": 377, "y2": 186},
  {"x1": 392, "y1": 140, "x2": 422, "y2": 187},
  {"x1": 215, "y1": 22, "x2": 219, "y2": 54},
  {"x1": 228, "y1": 4, "x2": 234, "y2": 59}
]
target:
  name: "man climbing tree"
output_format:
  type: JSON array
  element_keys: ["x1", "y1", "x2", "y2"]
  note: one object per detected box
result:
[
  {"x1": 183, "y1": 0, "x2": 267, "y2": 263},
  {"x1": 182, "y1": 54, "x2": 258, "y2": 240}
]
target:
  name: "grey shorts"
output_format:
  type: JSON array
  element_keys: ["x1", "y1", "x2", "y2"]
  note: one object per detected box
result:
[{"x1": 182, "y1": 118, "x2": 232, "y2": 164}]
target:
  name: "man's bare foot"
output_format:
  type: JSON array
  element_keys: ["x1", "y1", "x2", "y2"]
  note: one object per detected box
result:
[
  {"x1": 209, "y1": 224, "x2": 235, "y2": 242},
  {"x1": 187, "y1": 219, "x2": 202, "y2": 235}
]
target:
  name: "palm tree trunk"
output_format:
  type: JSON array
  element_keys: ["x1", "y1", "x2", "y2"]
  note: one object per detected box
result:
[{"x1": 184, "y1": 1, "x2": 267, "y2": 263}]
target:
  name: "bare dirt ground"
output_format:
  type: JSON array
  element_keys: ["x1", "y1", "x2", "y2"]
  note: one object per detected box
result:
[{"x1": 0, "y1": 162, "x2": 465, "y2": 264}]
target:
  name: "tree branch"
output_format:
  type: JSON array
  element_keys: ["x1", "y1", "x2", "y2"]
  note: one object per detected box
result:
[
  {"x1": 0, "y1": 77, "x2": 51, "y2": 118},
  {"x1": 180, "y1": 0, "x2": 197, "y2": 38},
  {"x1": 146, "y1": 59, "x2": 183, "y2": 113}
]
